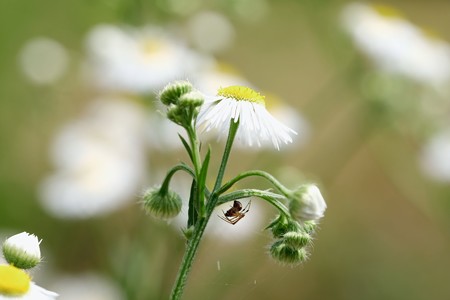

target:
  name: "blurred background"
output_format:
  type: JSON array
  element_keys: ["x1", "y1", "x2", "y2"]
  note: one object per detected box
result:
[{"x1": 1, "y1": 0, "x2": 450, "y2": 299}]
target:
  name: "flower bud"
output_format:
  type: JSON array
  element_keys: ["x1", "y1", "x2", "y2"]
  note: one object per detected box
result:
[
  {"x1": 288, "y1": 184, "x2": 327, "y2": 222},
  {"x1": 143, "y1": 187, "x2": 182, "y2": 219},
  {"x1": 0, "y1": 264, "x2": 31, "y2": 296},
  {"x1": 2, "y1": 232, "x2": 41, "y2": 269},
  {"x1": 159, "y1": 80, "x2": 193, "y2": 106},
  {"x1": 282, "y1": 231, "x2": 311, "y2": 249},
  {"x1": 266, "y1": 215, "x2": 301, "y2": 239},
  {"x1": 302, "y1": 220, "x2": 318, "y2": 234},
  {"x1": 178, "y1": 91, "x2": 204, "y2": 108},
  {"x1": 269, "y1": 240, "x2": 309, "y2": 265}
]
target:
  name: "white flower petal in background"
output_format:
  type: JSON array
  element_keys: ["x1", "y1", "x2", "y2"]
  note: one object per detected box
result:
[
  {"x1": 208, "y1": 199, "x2": 265, "y2": 242},
  {"x1": 192, "y1": 62, "x2": 251, "y2": 96},
  {"x1": 85, "y1": 24, "x2": 211, "y2": 93},
  {"x1": 48, "y1": 273, "x2": 124, "y2": 300},
  {"x1": 341, "y1": 3, "x2": 450, "y2": 86},
  {"x1": 146, "y1": 112, "x2": 187, "y2": 152},
  {"x1": 39, "y1": 98, "x2": 148, "y2": 219},
  {"x1": 186, "y1": 11, "x2": 235, "y2": 54},
  {"x1": 19, "y1": 37, "x2": 69, "y2": 86},
  {"x1": 420, "y1": 129, "x2": 450, "y2": 182}
]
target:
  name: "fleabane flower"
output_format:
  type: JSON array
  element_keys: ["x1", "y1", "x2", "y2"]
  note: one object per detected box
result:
[
  {"x1": 0, "y1": 265, "x2": 58, "y2": 299},
  {"x1": 288, "y1": 184, "x2": 327, "y2": 222},
  {"x1": 197, "y1": 86, "x2": 297, "y2": 150},
  {"x1": 2, "y1": 232, "x2": 41, "y2": 269}
]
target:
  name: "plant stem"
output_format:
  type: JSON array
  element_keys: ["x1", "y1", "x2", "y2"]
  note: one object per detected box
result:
[
  {"x1": 216, "y1": 189, "x2": 291, "y2": 217},
  {"x1": 170, "y1": 121, "x2": 239, "y2": 300},
  {"x1": 217, "y1": 170, "x2": 290, "y2": 196}
]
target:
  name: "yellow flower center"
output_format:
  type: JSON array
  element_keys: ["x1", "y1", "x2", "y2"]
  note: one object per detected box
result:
[
  {"x1": 0, "y1": 265, "x2": 31, "y2": 296},
  {"x1": 217, "y1": 86, "x2": 265, "y2": 106}
]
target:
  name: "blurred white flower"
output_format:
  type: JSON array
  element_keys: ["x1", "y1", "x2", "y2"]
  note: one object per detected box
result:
[
  {"x1": 420, "y1": 129, "x2": 450, "y2": 182},
  {"x1": 209, "y1": 199, "x2": 265, "y2": 242},
  {"x1": 48, "y1": 273, "x2": 124, "y2": 300},
  {"x1": 19, "y1": 37, "x2": 69, "y2": 85},
  {"x1": 39, "y1": 98, "x2": 148, "y2": 219},
  {"x1": 85, "y1": 24, "x2": 210, "y2": 93},
  {"x1": 341, "y1": 3, "x2": 450, "y2": 86},
  {"x1": 192, "y1": 62, "x2": 251, "y2": 96},
  {"x1": 265, "y1": 95, "x2": 310, "y2": 150},
  {"x1": 2, "y1": 232, "x2": 41, "y2": 269},
  {"x1": 187, "y1": 11, "x2": 235, "y2": 54},
  {"x1": 146, "y1": 112, "x2": 187, "y2": 152}
]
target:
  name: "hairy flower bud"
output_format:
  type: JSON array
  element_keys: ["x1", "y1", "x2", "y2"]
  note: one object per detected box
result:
[
  {"x1": 288, "y1": 184, "x2": 327, "y2": 222},
  {"x1": 266, "y1": 215, "x2": 301, "y2": 239},
  {"x1": 2, "y1": 232, "x2": 41, "y2": 269},
  {"x1": 178, "y1": 91, "x2": 204, "y2": 108},
  {"x1": 159, "y1": 80, "x2": 193, "y2": 106},
  {"x1": 143, "y1": 187, "x2": 182, "y2": 219},
  {"x1": 282, "y1": 231, "x2": 311, "y2": 249},
  {"x1": 270, "y1": 240, "x2": 309, "y2": 265}
]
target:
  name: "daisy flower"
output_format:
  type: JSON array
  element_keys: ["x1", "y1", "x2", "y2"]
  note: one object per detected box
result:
[
  {"x1": 197, "y1": 86, "x2": 297, "y2": 150},
  {"x1": 0, "y1": 265, "x2": 58, "y2": 299},
  {"x1": 341, "y1": 3, "x2": 450, "y2": 86}
]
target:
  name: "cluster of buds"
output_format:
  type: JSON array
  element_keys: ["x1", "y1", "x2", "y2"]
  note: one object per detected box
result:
[
  {"x1": 159, "y1": 80, "x2": 204, "y2": 129},
  {"x1": 267, "y1": 184, "x2": 326, "y2": 265},
  {"x1": 0, "y1": 232, "x2": 58, "y2": 299}
]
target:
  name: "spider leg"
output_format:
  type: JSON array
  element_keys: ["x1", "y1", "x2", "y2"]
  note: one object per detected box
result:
[
  {"x1": 242, "y1": 200, "x2": 251, "y2": 214},
  {"x1": 218, "y1": 215, "x2": 234, "y2": 224},
  {"x1": 229, "y1": 214, "x2": 245, "y2": 225}
]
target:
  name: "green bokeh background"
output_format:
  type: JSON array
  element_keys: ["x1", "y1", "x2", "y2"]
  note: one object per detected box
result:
[{"x1": 1, "y1": 0, "x2": 450, "y2": 299}]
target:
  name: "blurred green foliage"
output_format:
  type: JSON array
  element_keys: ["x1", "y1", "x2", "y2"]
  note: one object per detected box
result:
[{"x1": 1, "y1": 0, "x2": 450, "y2": 299}]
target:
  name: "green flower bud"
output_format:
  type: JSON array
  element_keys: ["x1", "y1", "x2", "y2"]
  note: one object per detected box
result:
[
  {"x1": 178, "y1": 91, "x2": 204, "y2": 108},
  {"x1": 288, "y1": 184, "x2": 326, "y2": 222},
  {"x1": 282, "y1": 231, "x2": 312, "y2": 249},
  {"x1": 143, "y1": 187, "x2": 182, "y2": 219},
  {"x1": 2, "y1": 232, "x2": 41, "y2": 269},
  {"x1": 166, "y1": 104, "x2": 184, "y2": 125},
  {"x1": 270, "y1": 240, "x2": 309, "y2": 265},
  {"x1": 302, "y1": 220, "x2": 318, "y2": 235},
  {"x1": 266, "y1": 215, "x2": 301, "y2": 239},
  {"x1": 159, "y1": 80, "x2": 193, "y2": 106}
]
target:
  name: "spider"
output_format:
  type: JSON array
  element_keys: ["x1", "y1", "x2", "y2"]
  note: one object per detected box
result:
[{"x1": 218, "y1": 200, "x2": 251, "y2": 225}]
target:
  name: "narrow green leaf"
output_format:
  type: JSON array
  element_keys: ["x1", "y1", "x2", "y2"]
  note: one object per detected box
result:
[
  {"x1": 187, "y1": 179, "x2": 198, "y2": 227},
  {"x1": 198, "y1": 147, "x2": 211, "y2": 190},
  {"x1": 178, "y1": 134, "x2": 193, "y2": 162}
]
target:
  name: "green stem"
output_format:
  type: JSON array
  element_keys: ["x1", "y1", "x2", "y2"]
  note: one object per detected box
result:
[
  {"x1": 186, "y1": 125, "x2": 205, "y2": 217},
  {"x1": 170, "y1": 121, "x2": 239, "y2": 300},
  {"x1": 212, "y1": 120, "x2": 239, "y2": 193},
  {"x1": 217, "y1": 189, "x2": 290, "y2": 217},
  {"x1": 160, "y1": 164, "x2": 195, "y2": 194},
  {"x1": 217, "y1": 170, "x2": 290, "y2": 196},
  {"x1": 169, "y1": 214, "x2": 209, "y2": 300}
]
